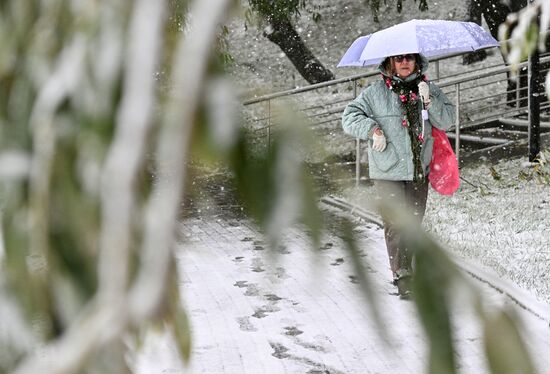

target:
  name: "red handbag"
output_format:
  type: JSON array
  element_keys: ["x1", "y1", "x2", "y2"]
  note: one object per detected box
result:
[{"x1": 429, "y1": 127, "x2": 460, "y2": 195}]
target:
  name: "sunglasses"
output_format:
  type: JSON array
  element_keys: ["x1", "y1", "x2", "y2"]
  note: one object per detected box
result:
[{"x1": 393, "y1": 54, "x2": 415, "y2": 62}]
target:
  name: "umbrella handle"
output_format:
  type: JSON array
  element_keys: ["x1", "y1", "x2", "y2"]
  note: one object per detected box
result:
[
  {"x1": 420, "y1": 95, "x2": 429, "y2": 116},
  {"x1": 420, "y1": 96, "x2": 429, "y2": 141}
]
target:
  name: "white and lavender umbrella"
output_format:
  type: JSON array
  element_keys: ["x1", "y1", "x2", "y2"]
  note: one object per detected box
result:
[{"x1": 338, "y1": 19, "x2": 499, "y2": 67}]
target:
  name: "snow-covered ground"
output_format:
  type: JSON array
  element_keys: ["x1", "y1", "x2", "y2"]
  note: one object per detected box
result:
[
  {"x1": 342, "y1": 150, "x2": 550, "y2": 304},
  {"x1": 134, "y1": 209, "x2": 550, "y2": 373},
  {"x1": 425, "y1": 152, "x2": 550, "y2": 303}
]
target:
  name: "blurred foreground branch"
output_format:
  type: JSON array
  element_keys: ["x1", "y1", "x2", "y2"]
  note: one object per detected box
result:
[
  {"x1": 11, "y1": 0, "x2": 234, "y2": 372},
  {"x1": 128, "y1": 0, "x2": 235, "y2": 319}
]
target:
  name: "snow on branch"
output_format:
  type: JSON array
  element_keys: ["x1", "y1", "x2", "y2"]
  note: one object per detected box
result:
[
  {"x1": 499, "y1": 1, "x2": 550, "y2": 63},
  {"x1": 499, "y1": 0, "x2": 550, "y2": 96}
]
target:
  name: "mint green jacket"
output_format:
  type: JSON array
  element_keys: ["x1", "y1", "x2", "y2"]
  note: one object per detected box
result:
[{"x1": 342, "y1": 55, "x2": 456, "y2": 181}]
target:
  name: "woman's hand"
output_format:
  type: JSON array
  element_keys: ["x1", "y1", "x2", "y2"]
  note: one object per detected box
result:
[{"x1": 372, "y1": 128, "x2": 387, "y2": 152}]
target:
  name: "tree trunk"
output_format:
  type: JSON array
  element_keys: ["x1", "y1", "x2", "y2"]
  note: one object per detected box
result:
[{"x1": 263, "y1": 15, "x2": 334, "y2": 84}]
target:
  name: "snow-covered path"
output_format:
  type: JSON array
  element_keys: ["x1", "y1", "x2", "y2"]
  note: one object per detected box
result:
[{"x1": 136, "y1": 210, "x2": 550, "y2": 373}]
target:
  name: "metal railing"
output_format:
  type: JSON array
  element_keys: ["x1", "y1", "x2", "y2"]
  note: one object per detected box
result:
[{"x1": 242, "y1": 48, "x2": 549, "y2": 184}]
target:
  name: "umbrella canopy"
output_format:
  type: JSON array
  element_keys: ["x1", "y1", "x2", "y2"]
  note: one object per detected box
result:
[{"x1": 338, "y1": 19, "x2": 499, "y2": 67}]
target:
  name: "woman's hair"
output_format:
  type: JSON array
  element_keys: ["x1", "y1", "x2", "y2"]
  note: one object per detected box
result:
[{"x1": 381, "y1": 57, "x2": 396, "y2": 76}]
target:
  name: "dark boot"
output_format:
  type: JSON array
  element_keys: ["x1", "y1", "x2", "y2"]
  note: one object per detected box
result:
[{"x1": 397, "y1": 275, "x2": 412, "y2": 299}]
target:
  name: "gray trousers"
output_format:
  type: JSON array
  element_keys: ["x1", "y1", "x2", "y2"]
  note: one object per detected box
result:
[{"x1": 374, "y1": 179, "x2": 429, "y2": 280}]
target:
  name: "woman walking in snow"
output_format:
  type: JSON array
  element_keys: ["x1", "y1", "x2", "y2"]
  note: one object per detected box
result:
[{"x1": 342, "y1": 53, "x2": 455, "y2": 298}]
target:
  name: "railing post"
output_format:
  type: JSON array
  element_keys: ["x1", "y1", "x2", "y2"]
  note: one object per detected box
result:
[
  {"x1": 528, "y1": 48, "x2": 541, "y2": 162},
  {"x1": 354, "y1": 80, "x2": 361, "y2": 186},
  {"x1": 516, "y1": 70, "x2": 521, "y2": 110},
  {"x1": 266, "y1": 99, "x2": 271, "y2": 149},
  {"x1": 527, "y1": 0, "x2": 541, "y2": 162},
  {"x1": 435, "y1": 60, "x2": 440, "y2": 80},
  {"x1": 356, "y1": 138, "x2": 361, "y2": 186},
  {"x1": 454, "y1": 83, "x2": 461, "y2": 164}
]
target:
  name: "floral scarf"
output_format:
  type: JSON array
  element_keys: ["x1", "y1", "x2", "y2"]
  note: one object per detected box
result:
[{"x1": 383, "y1": 73, "x2": 428, "y2": 182}]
